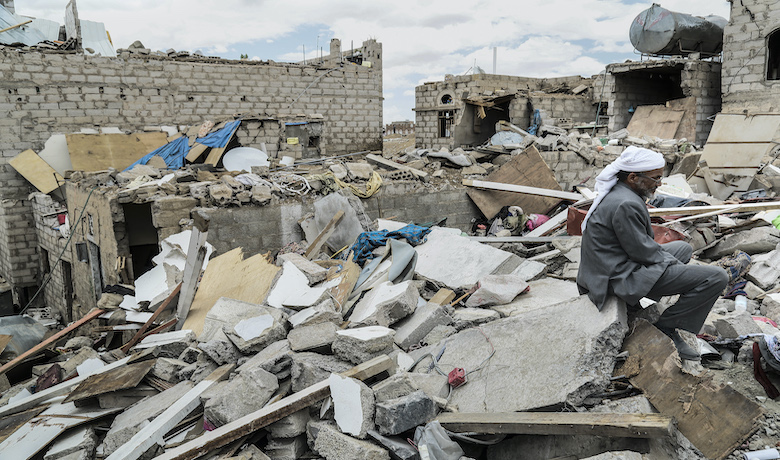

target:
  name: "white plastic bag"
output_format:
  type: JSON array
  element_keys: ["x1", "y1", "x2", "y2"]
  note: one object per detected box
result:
[{"x1": 414, "y1": 420, "x2": 463, "y2": 460}]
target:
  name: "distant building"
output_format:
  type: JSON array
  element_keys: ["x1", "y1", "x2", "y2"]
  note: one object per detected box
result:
[{"x1": 385, "y1": 121, "x2": 414, "y2": 135}]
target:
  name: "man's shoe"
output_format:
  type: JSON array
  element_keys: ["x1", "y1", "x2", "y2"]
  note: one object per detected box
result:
[{"x1": 659, "y1": 327, "x2": 701, "y2": 361}]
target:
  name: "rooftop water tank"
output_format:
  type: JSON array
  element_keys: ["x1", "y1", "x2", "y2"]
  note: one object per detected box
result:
[{"x1": 629, "y1": 3, "x2": 727, "y2": 56}]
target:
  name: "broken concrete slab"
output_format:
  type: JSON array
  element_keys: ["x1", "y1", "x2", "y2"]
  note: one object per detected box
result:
[
  {"x1": 332, "y1": 326, "x2": 395, "y2": 365},
  {"x1": 203, "y1": 365, "x2": 278, "y2": 427},
  {"x1": 393, "y1": 298, "x2": 452, "y2": 351},
  {"x1": 288, "y1": 300, "x2": 342, "y2": 328},
  {"x1": 266, "y1": 262, "x2": 311, "y2": 308},
  {"x1": 349, "y1": 281, "x2": 418, "y2": 327},
  {"x1": 329, "y1": 374, "x2": 375, "y2": 438},
  {"x1": 346, "y1": 162, "x2": 374, "y2": 180},
  {"x1": 201, "y1": 297, "x2": 288, "y2": 354},
  {"x1": 102, "y1": 381, "x2": 194, "y2": 456},
  {"x1": 746, "y1": 249, "x2": 780, "y2": 290},
  {"x1": 426, "y1": 295, "x2": 627, "y2": 413},
  {"x1": 44, "y1": 425, "x2": 97, "y2": 460},
  {"x1": 366, "y1": 430, "x2": 418, "y2": 460},
  {"x1": 287, "y1": 321, "x2": 338, "y2": 352},
  {"x1": 464, "y1": 274, "x2": 529, "y2": 308},
  {"x1": 133, "y1": 330, "x2": 196, "y2": 358},
  {"x1": 310, "y1": 421, "x2": 390, "y2": 460},
  {"x1": 705, "y1": 226, "x2": 780, "y2": 259},
  {"x1": 451, "y1": 307, "x2": 500, "y2": 330},
  {"x1": 277, "y1": 252, "x2": 328, "y2": 284},
  {"x1": 198, "y1": 333, "x2": 243, "y2": 366},
  {"x1": 290, "y1": 352, "x2": 352, "y2": 392},
  {"x1": 375, "y1": 390, "x2": 437, "y2": 436},
  {"x1": 372, "y1": 373, "x2": 418, "y2": 403},
  {"x1": 264, "y1": 435, "x2": 307, "y2": 460},
  {"x1": 237, "y1": 339, "x2": 293, "y2": 379},
  {"x1": 712, "y1": 311, "x2": 763, "y2": 338},
  {"x1": 510, "y1": 259, "x2": 548, "y2": 281},
  {"x1": 491, "y1": 278, "x2": 580, "y2": 317},
  {"x1": 267, "y1": 409, "x2": 310, "y2": 438},
  {"x1": 414, "y1": 227, "x2": 522, "y2": 289}
]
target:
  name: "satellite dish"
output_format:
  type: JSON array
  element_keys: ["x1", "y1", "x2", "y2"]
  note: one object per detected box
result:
[{"x1": 222, "y1": 147, "x2": 270, "y2": 172}]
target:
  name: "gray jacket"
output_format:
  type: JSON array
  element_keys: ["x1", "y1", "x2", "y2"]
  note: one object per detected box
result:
[{"x1": 577, "y1": 182, "x2": 680, "y2": 309}]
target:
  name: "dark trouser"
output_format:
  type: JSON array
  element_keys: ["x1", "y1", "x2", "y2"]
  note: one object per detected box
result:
[{"x1": 645, "y1": 241, "x2": 729, "y2": 335}]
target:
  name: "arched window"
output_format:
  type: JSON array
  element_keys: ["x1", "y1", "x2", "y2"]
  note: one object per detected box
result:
[{"x1": 440, "y1": 94, "x2": 453, "y2": 104}]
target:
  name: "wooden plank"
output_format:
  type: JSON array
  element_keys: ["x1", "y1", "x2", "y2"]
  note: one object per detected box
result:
[
  {"x1": 626, "y1": 105, "x2": 684, "y2": 140},
  {"x1": 326, "y1": 259, "x2": 360, "y2": 313},
  {"x1": 0, "y1": 19, "x2": 32, "y2": 34},
  {"x1": 465, "y1": 145, "x2": 569, "y2": 219},
  {"x1": 66, "y1": 133, "x2": 168, "y2": 171},
  {"x1": 0, "y1": 356, "x2": 132, "y2": 419},
  {"x1": 185, "y1": 142, "x2": 209, "y2": 163},
  {"x1": 464, "y1": 179, "x2": 582, "y2": 201},
  {"x1": 430, "y1": 288, "x2": 455, "y2": 306},
  {"x1": 105, "y1": 364, "x2": 234, "y2": 460},
  {"x1": 121, "y1": 283, "x2": 181, "y2": 354},
  {"x1": 622, "y1": 320, "x2": 763, "y2": 460},
  {"x1": 0, "y1": 308, "x2": 104, "y2": 377},
  {"x1": 305, "y1": 211, "x2": 345, "y2": 260},
  {"x1": 366, "y1": 153, "x2": 428, "y2": 179},
  {"x1": 706, "y1": 113, "x2": 780, "y2": 143},
  {"x1": 182, "y1": 248, "x2": 280, "y2": 336},
  {"x1": 648, "y1": 200, "x2": 780, "y2": 217},
  {"x1": 436, "y1": 412, "x2": 673, "y2": 438},
  {"x1": 0, "y1": 407, "x2": 46, "y2": 444},
  {"x1": 64, "y1": 360, "x2": 156, "y2": 403},
  {"x1": 204, "y1": 123, "x2": 241, "y2": 166},
  {"x1": 154, "y1": 355, "x2": 393, "y2": 460},
  {"x1": 468, "y1": 236, "x2": 575, "y2": 243},
  {"x1": 0, "y1": 335, "x2": 12, "y2": 355},
  {"x1": 176, "y1": 219, "x2": 210, "y2": 330},
  {"x1": 667, "y1": 97, "x2": 696, "y2": 141},
  {"x1": 9, "y1": 150, "x2": 64, "y2": 194}
]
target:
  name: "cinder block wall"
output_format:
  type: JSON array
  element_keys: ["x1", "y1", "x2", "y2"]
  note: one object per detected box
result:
[
  {"x1": 537, "y1": 151, "x2": 601, "y2": 192},
  {"x1": 681, "y1": 61, "x2": 721, "y2": 143},
  {"x1": 415, "y1": 74, "x2": 593, "y2": 150},
  {"x1": 721, "y1": 0, "x2": 780, "y2": 111},
  {"x1": 0, "y1": 42, "x2": 382, "y2": 293}
]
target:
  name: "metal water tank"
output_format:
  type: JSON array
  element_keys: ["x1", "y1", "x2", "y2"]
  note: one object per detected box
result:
[{"x1": 629, "y1": 3, "x2": 727, "y2": 56}]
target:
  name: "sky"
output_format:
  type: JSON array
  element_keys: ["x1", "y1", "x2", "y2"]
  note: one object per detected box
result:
[{"x1": 17, "y1": 0, "x2": 732, "y2": 124}]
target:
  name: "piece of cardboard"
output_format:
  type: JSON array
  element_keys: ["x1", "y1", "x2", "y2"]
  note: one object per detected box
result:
[
  {"x1": 626, "y1": 105, "x2": 685, "y2": 140},
  {"x1": 466, "y1": 145, "x2": 563, "y2": 219},
  {"x1": 66, "y1": 133, "x2": 168, "y2": 171},
  {"x1": 622, "y1": 320, "x2": 763, "y2": 460},
  {"x1": 9, "y1": 150, "x2": 64, "y2": 194},
  {"x1": 666, "y1": 97, "x2": 696, "y2": 141}
]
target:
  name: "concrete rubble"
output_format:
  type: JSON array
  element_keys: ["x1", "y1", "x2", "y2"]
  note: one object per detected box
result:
[{"x1": 6, "y1": 4, "x2": 780, "y2": 460}]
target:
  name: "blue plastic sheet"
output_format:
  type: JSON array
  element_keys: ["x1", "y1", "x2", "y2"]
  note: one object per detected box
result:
[
  {"x1": 196, "y1": 120, "x2": 241, "y2": 148},
  {"x1": 527, "y1": 109, "x2": 542, "y2": 135},
  {"x1": 348, "y1": 224, "x2": 431, "y2": 265},
  {"x1": 124, "y1": 136, "x2": 189, "y2": 171}
]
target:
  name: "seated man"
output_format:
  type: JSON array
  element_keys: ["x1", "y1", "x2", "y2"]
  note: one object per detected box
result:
[{"x1": 576, "y1": 146, "x2": 728, "y2": 360}]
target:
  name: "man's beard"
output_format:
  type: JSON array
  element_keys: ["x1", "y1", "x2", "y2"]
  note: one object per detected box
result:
[{"x1": 639, "y1": 187, "x2": 656, "y2": 201}]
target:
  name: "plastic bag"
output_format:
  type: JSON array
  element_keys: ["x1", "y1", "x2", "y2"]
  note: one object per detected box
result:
[{"x1": 414, "y1": 420, "x2": 463, "y2": 460}]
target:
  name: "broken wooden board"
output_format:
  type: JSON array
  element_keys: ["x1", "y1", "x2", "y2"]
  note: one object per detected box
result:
[
  {"x1": 366, "y1": 153, "x2": 428, "y2": 179},
  {"x1": 0, "y1": 308, "x2": 105, "y2": 377},
  {"x1": 626, "y1": 105, "x2": 685, "y2": 140},
  {"x1": 122, "y1": 283, "x2": 181, "y2": 353},
  {"x1": 9, "y1": 150, "x2": 64, "y2": 194},
  {"x1": 204, "y1": 122, "x2": 241, "y2": 166},
  {"x1": 0, "y1": 402, "x2": 121, "y2": 460},
  {"x1": 648, "y1": 200, "x2": 780, "y2": 218},
  {"x1": 436, "y1": 412, "x2": 673, "y2": 438},
  {"x1": 185, "y1": 142, "x2": 209, "y2": 163},
  {"x1": 154, "y1": 355, "x2": 393, "y2": 460},
  {"x1": 182, "y1": 248, "x2": 280, "y2": 336},
  {"x1": 105, "y1": 365, "x2": 233, "y2": 460},
  {"x1": 622, "y1": 320, "x2": 763, "y2": 460},
  {"x1": 326, "y1": 259, "x2": 361, "y2": 313},
  {"x1": 64, "y1": 359, "x2": 156, "y2": 404},
  {"x1": 666, "y1": 97, "x2": 696, "y2": 141},
  {"x1": 0, "y1": 335, "x2": 12, "y2": 355},
  {"x1": 305, "y1": 210, "x2": 345, "y2": 260},
  {"x1": 0, "y1": 407, "x2": 46, "y2": 444},
  {"x1": 66, "y1": 133, "x2": 168, "y2": 171},
  {"x1": 465, "y1": 145, "x2": 566, "y2": 219}
]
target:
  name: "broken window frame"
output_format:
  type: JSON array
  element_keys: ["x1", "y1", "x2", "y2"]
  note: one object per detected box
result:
[{"x1": 438, "y1": 110, "x2": 454, "y2": 138}]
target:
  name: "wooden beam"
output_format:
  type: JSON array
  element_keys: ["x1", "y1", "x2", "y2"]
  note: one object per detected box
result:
[
  {"x1": 648, "y1": 201, "x2": 780, "y2": 217},
  {"x1": 304, "y1": 210, "x2": 344, "y2": 260},
  {"x1": 106, "y1": 364, "x2": 234, "y2": 460},
  {"x1": 154, "y1": 355, "x2": 393, "y2": 460},
  {"x1": 436, "y1": 412, "x2": 674, "y2": 438},
  {"x1": 176, "y1": 213, "x2": 210, "y2": 330},
  {"x1": 0, "y1": 308, "x2": 105, "y2": 377},
  {"x1": 121, "y1": 283, "x2": 181, "y2": 354},
  {"x1": 0, "y1": 19, "x2": 33, "y2": 35},
  {"x1": 366, "y1": 153, "x2": 428, "y2": 180},
  {"x1": 463, "y1": 179, "x2": 583, "y2": 201},
  {"x1": 326, "y1": 259, "x2": 360, "y2": 313},
  {"x1": 468, "y1": 236, "x2": 574, "y2": 244}
]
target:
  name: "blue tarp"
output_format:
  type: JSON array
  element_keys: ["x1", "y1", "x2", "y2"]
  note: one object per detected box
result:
[
  {"x1": 124, "y1": 136, "x2": 190, "y2": 171},
  {"x1": 196, "y1": 120, "x2": 241, "y2": 148},
  {"x1": 348, "y1": 224, "x2": 431, "y2": 265}
]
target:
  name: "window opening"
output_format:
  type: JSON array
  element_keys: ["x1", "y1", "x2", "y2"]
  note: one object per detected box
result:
[{"x1": 438, "y1": 110, "x2": 454, "y2": 138}]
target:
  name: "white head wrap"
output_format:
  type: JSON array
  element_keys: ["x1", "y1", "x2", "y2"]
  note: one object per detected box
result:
[{"x1": 581, "y1": 146, "x2": 665, "y2": 232}]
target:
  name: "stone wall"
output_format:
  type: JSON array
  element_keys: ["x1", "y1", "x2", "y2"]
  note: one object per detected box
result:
[
  {"x1": 721, "y1": 0, "x2": 780, "y2": 111},
  {"x1": 415, "y1": 74, "x2": 593, "y2": 150},
  {"x1": 0, "y1": 39, "x2": 382, "y2": 293}
]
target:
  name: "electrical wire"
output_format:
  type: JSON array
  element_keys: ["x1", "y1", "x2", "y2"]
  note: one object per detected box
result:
[{"x1": 20, "y1": 185, "x2": 98, "y2": 316}]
